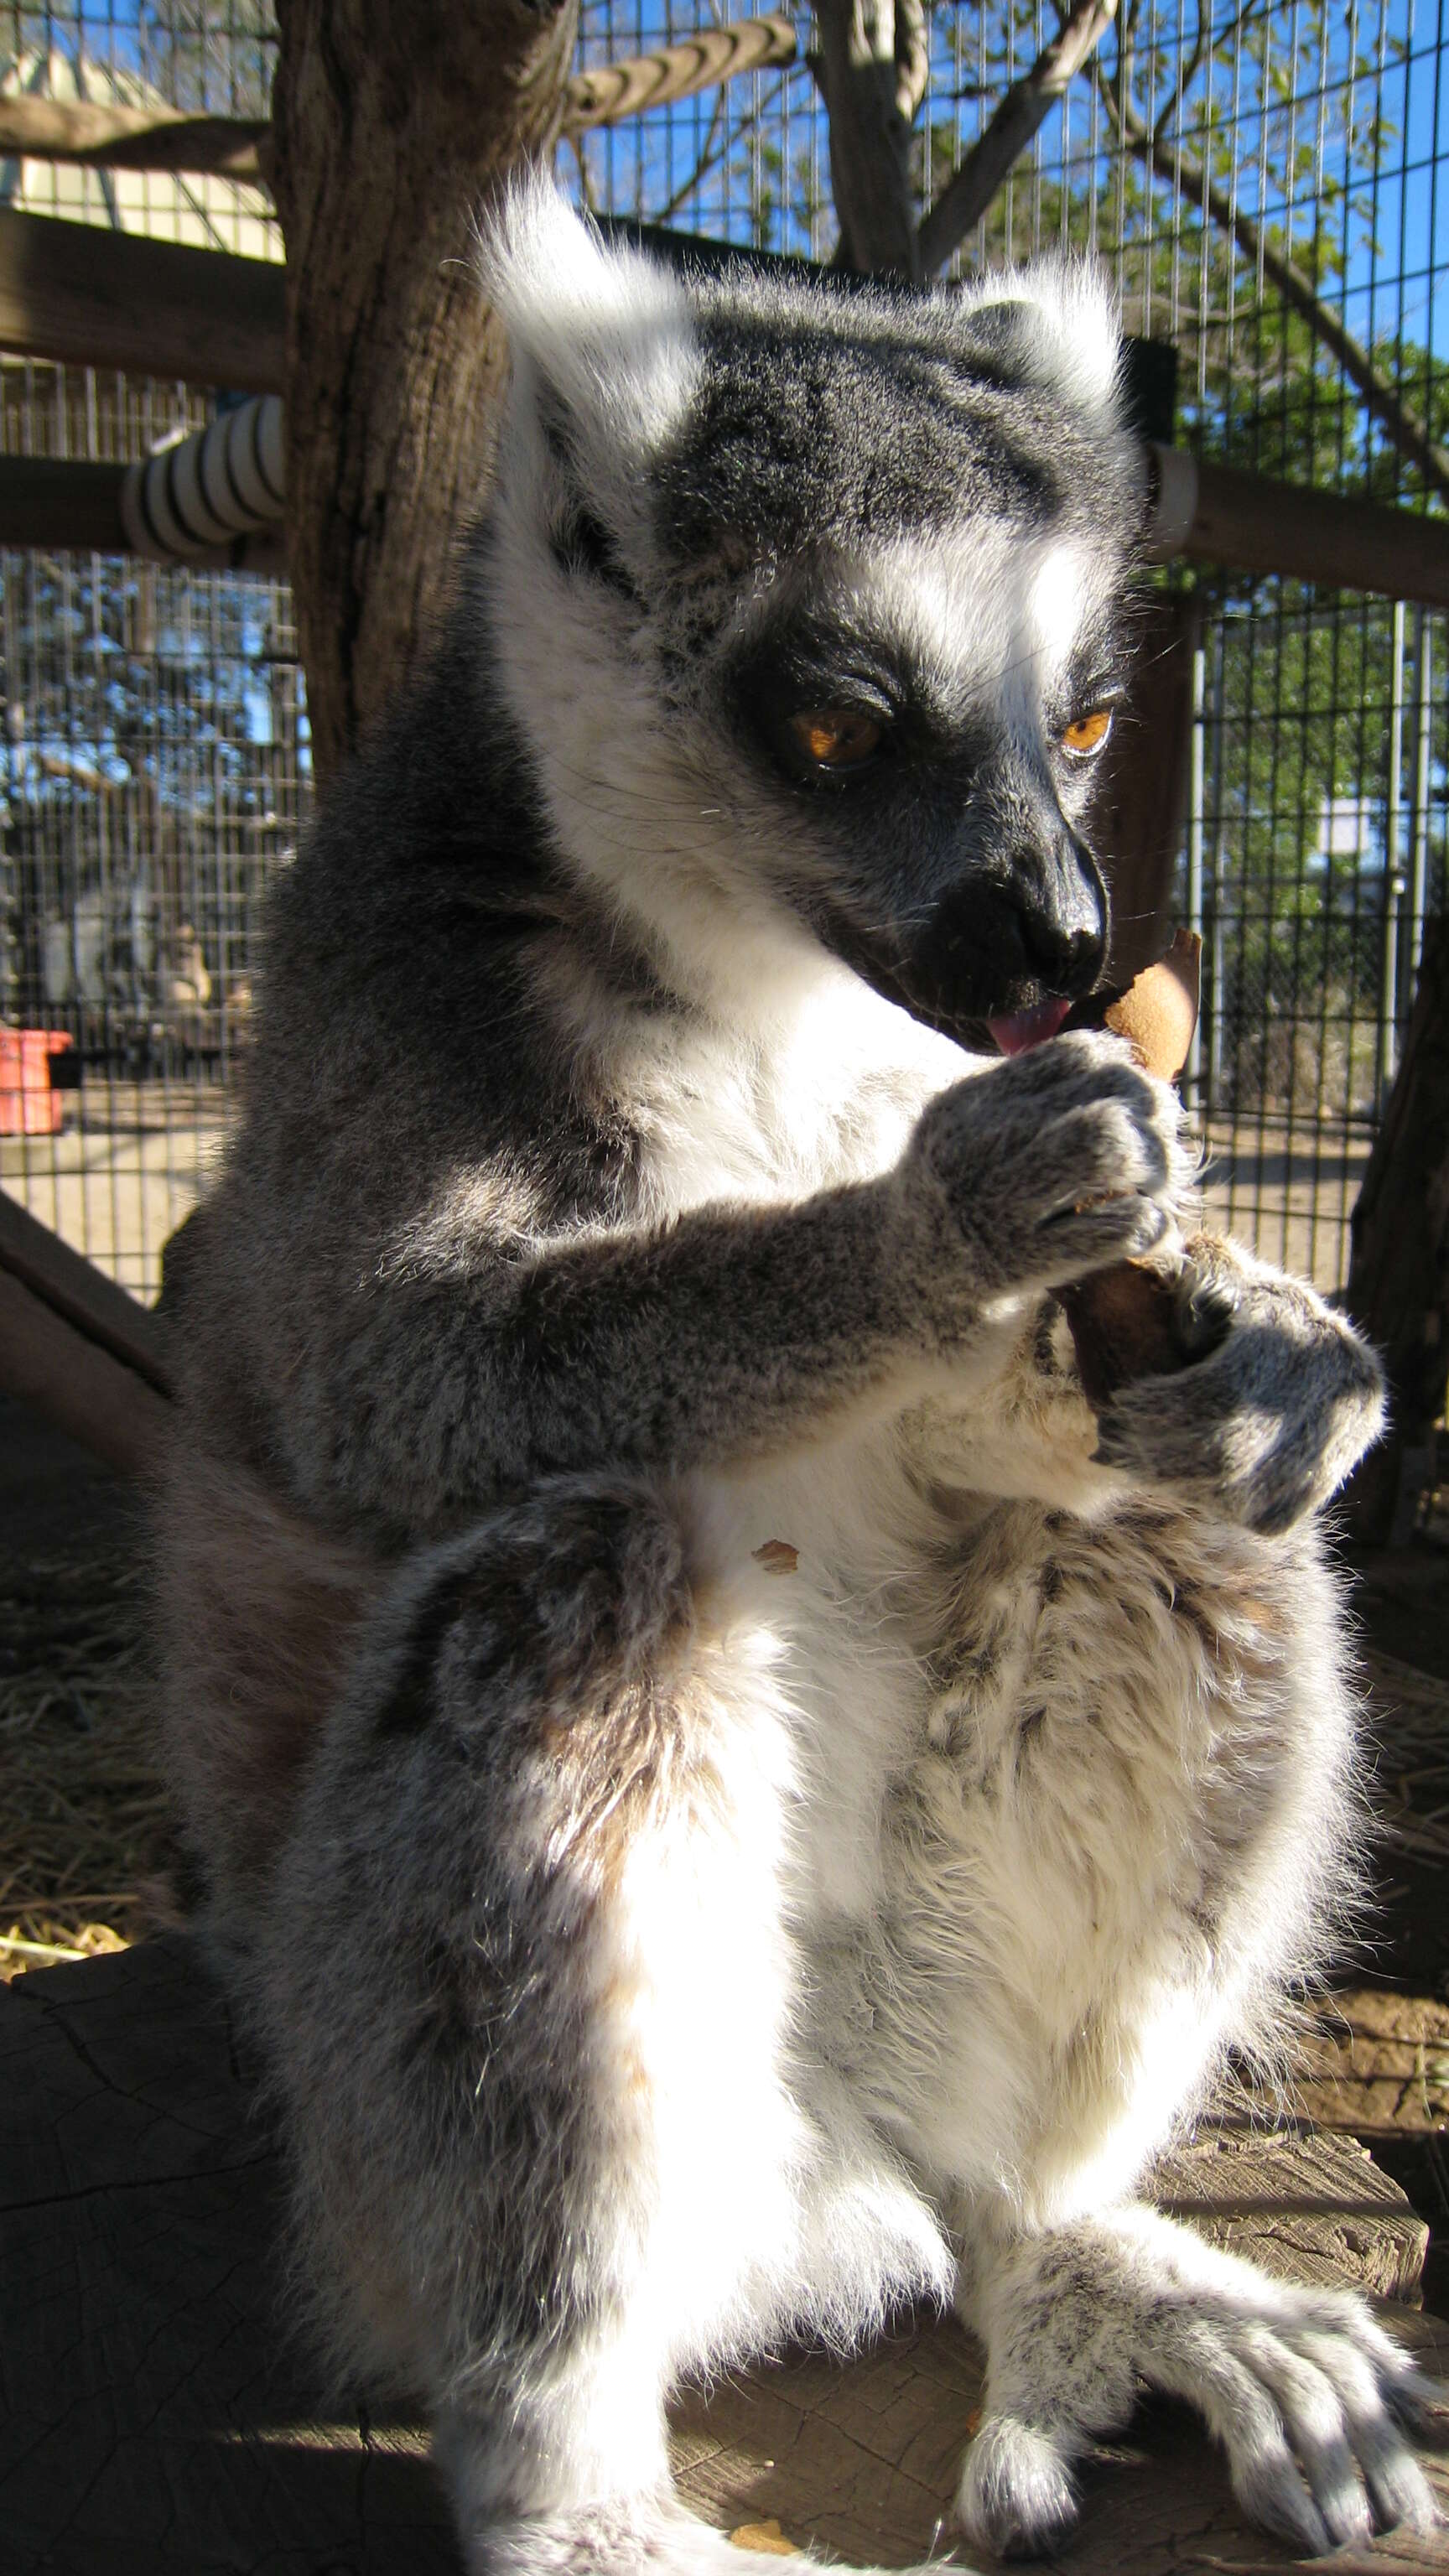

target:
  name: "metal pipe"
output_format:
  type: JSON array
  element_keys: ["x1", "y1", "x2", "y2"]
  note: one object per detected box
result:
[
  {"x1": 1377, "y1": 600, "x2": 1406, "y2": 1104},
  {"x1": 1184, "y1": 641, "x2": 1207, "y2": 1107},
  {"x1": 1407, "y1": 609, "x2": 1433, "y2": 995}
]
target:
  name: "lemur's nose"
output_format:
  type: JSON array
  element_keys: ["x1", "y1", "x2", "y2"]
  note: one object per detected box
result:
[{"x1": 1009, "y1": 838, "x2": 1108, "y2": 996}]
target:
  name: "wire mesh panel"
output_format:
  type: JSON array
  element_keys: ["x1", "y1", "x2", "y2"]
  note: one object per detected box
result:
[
  {"x1": 0, "y1": 3, "x2": 298, "y2": 1297},
  {"x1": 1, "y1": 0, "x2": 1446, "y2": 1301}
]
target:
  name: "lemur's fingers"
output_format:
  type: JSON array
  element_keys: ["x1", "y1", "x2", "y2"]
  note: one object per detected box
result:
[
  {"x1": 1223, "y1": 2328, "x2": 1374, "y2": 2547},
  {"x1": 907, "y1": 1029, "x2": 1192, "y2": 1299},
  {"x1": 955, "y1": 2412, "x2": 1079, "y2": 2560},
  {"x1": 1292, "y1": 2327, "x2": 1441, "y2": 2534},
  {"x1": 1130, "y1": 2288, "x2": 1436, "y2": 2547},
  {"x1": 1147, "y1": 2322, "x2": 1336, "y2": 2554},
  {"x1": 1091, "y1": 1238, "x2": 1386, "y2": 1530}
]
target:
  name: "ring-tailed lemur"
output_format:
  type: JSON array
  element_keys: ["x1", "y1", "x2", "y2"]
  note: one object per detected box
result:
[{"x1": 158, "y1": 184, "x2": 1432, "y2": 2574}]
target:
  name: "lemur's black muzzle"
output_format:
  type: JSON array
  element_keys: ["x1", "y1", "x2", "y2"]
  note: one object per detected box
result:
[{"x1": 904, "y1": 832, "x2": 1109, "y2": 1035}]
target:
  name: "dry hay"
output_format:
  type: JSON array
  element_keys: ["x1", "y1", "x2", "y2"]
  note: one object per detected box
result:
[{"x1": 0, "y1": 1537, "x2": 176, "y2": 1981}]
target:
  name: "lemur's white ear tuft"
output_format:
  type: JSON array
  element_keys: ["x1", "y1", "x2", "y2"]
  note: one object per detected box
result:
[
  {"x1": 961, "y1": 258, "x2": 1122, "y2": 420},
  {"x1": 478, "y1": 175, "x2": 699, "y2": 460}
]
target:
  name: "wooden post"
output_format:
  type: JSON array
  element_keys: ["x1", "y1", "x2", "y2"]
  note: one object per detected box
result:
[
  {"x1": 1344, "y1": 912, "x2": 1449, "y2": 1545},
  {"x1": 269, "y1": 0, "x2": 579, "y2": 780}
]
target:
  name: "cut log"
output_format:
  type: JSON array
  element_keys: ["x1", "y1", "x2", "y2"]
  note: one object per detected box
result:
[{"x1": 3, "y1": 1935, "x2": 1446, "y2": 2575}]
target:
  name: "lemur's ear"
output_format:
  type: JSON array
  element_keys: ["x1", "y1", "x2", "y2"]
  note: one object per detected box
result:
[
  {"x1": 954, "y1": 261, "x2": 1122, "y2": 421},
  {"x1": 479, "y1": 178, "x2": 699, "y2": 525}
]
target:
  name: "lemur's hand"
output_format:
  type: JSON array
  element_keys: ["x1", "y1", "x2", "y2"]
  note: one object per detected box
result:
[
  {"x1": 1091, "y1": 1234, "x2": 1386, "y2": 1533},
  {"x1": 903, "y1": 1030, "x2": 1188, "y2": 1301}
]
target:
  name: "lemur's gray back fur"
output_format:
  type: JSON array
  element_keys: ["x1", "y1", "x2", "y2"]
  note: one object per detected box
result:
[{"x1": 159, "y1": 186, "x2": 1426, "y2": 2576}]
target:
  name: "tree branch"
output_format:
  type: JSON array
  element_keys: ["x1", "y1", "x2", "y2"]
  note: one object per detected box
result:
[
  {"x1": 811, "y1": 0, "x2": 921, "y2": 278},
  {"x1": 893, "y1": 0, "x2": 931, "y2": 126},
  {"x1": 917, "y1": 0, "x2": 1119, "y2": 278}
]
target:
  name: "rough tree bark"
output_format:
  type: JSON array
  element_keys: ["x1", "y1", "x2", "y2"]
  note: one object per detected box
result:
[
  {"x1": 1343, "y1": 914, "x2": 1449, "y2": 1545},
  {"x1": 270, "y1": 0, "x2": 579, "y2": 781},
  {"x1": 811, "y1": 0, "x2": 927, "y2": 279}
]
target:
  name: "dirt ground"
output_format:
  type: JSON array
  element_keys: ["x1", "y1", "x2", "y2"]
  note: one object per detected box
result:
[{"x1": 3, "y1": 1384, "x2": 1448, "y2": 2303}]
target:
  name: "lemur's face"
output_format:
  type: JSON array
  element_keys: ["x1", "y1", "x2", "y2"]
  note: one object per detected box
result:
[{"x1": 485, "y1": 190, "x2": 1143, "y2": 1049}]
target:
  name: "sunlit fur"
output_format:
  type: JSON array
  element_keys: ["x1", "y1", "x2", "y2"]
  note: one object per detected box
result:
[{"x1": 158, "y1": 188, "x2": 1420, "y2": 2576}]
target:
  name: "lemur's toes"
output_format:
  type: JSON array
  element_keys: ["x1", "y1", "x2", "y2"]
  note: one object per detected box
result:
[{"x1": 956, "y1": 2413, "x2": 1078, "y2": 2559}]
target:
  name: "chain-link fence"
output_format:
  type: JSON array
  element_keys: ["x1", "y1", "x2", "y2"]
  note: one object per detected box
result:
[
  {"x1": 1, "y1": 0, "x2": 1445, "y2": 1298},
  {"x1": 0, "y1": 2, "x2": 292, "y2": 1293}
]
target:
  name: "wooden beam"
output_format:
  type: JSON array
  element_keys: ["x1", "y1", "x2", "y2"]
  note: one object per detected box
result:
[
  {"x1": 1144, "y1": 444, "x2": 1449, "y2": 610},
  {"x1": 0, "y1": 1190, "x2": 171, "y2": 1393},
  {"x1": 0, "y1": 209, "x2": 285, "y2": 389},
  {"x1": 0, "y1": 455, "x2": 127, "y2": 549},
  {"x1": 2, "y1": 209, "x2": 1446, "y2": 614},
  {"x1": 0, "y1": 15, "x2": 800, "y2": 183},
  {"x1": 0, "y1": 455, "x2": 288, "y2": 561},
  {"x1": 0, "y1": 1270, "x2": 170, "y2": 1482}
]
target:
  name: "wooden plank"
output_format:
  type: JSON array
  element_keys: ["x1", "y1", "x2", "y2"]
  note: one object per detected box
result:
[
  {"x1": 0, "y1": 205, "x2": 1441, "y2": 609},
  {"x1": 3, "y1": 1933, "x2": 1446, "y2": 2576},
  {"x1": 0, "y1": 209, "x2": 285, "y2": 391},
  {"x1": 0, "y1": 1189, "x2": 170, "y2": 1391},
  {"x1": 0, "y1": 1270, "x2": 170, "y2": 1482},
  {"x1": 0, "y1": 455, "x2": 127, "y2": 549}
]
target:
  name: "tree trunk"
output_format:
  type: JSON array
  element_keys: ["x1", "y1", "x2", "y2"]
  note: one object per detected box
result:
[
  {"x1": 1343, "y1": 913, "x2": 1449, "y2": 1545},
  {"x1": 270, "y1": 0, "x2": 579, "y2": 781},
  {"x1": 811, "y1": 0, "x2": 922, "y2": 279}
]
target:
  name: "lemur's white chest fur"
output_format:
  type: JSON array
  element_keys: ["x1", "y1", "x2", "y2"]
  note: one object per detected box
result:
[{"x1": 572, "y1": 955, "x2": 1347, "y2": 2367}]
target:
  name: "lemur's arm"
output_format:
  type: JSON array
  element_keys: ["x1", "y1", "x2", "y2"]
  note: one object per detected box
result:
[{"x1": 247, "y1": 1034, "x2": 1181, "y2": 1540}]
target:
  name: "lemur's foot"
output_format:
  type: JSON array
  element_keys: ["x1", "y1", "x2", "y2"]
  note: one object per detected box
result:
[
  {"x1": 958, "y1": 2206, "x2": 1440, "y2": 2558},
  {"x1": 1091, "y1": 1233, "x2": 1386, "y2": 1532}
]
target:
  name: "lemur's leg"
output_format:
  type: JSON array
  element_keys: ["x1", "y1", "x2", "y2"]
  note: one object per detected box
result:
[
  {"x1": 954, "y1": 2205, "x2": 1439, "y2": 2558},
  {"x1": 253, "y1": 1477, "x2": 948, "y2": 2576},
  {"x1": 1090, "y1": 1233, "x2": 1386, "y2": 1532}
]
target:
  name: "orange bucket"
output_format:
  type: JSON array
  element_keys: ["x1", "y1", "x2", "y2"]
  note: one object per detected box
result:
[{"x1": 0, "y1": 1028, "x2": 75, "y2": 1135}]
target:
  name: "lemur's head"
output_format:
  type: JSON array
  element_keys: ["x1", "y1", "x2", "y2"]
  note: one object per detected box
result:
[{"x1": 479, "y1": 182, "x2": 1142, "y2": 1052}]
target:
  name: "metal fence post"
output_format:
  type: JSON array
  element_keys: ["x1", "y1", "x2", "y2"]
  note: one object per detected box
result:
[
  {"x1": 1406, "y1": 606, "x2": 1433, "y2": 1005},
  {"x1": 1377, "y1": 599, "x2": 1406, "y2": 1105},
  {"x1": 1184, "y1": 639, "x2": 1207, "y2": 1107}
]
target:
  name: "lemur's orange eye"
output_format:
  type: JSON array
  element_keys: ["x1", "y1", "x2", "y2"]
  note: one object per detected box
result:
[
  {"x1": 1060, "y1": 708, "x2": 1114, "y2": 759},
  {"x1": 788, "y1": 708, "x2": 884, "y2": 769}
]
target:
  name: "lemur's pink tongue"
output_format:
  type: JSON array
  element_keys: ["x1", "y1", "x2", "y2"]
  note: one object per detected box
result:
[{"x1": 988, "y1": 996, "x2": 1072, "y2": 1056}]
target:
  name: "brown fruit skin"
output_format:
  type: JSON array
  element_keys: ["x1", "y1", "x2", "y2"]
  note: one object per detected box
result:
[
  {"x1": 1057, "y1": 1264, "x2": 1183, "y2": 1408},
  {"x1": 1103, "y1": 927, "x2": 1201, "y2": 1081},
  {"x1": 1060, "y1": 930, "x2": 1202, "y2": 1404}
]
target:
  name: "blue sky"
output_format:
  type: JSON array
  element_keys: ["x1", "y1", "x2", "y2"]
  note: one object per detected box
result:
[{"x1": 39, "y1": 0, "x2": 1449, "y2": 362}]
